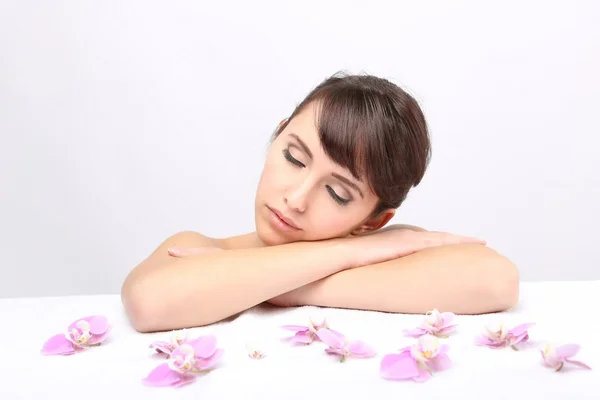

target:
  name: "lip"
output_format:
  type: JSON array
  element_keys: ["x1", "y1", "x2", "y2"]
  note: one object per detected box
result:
[{"x1": 267, "y1": 206, "x2": 301, "y2": 230}]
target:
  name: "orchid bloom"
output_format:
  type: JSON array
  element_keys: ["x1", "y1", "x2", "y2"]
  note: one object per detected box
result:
[
  {"x1": 403, "y1": 309, "x2": 457, "y2": 338},
  {"x1": 281, "y1": 318, "x2": 331, "y2": 345},
  {"x1": 541, "y1": 344, "x2": 592, "y2": 372},
  {"x1": 245, "y1": 342, "x2": 267, "y2": 360},
  {"x1": 476, "y1": 322, "x2": 535, "y2": 350},
  {"x1": 149, "y1": 329, "x2": 189, "y2": 357},
  {"x1": 143, "y1": 334, "x2": 224, "y2": 387},
  {"x1": 380, "y1": 334, "x2": 452, "y2": 382},
  {"x1": 41, "y1": 315, "x2": 111, "y2": 355},
  {"x1": 315, "y1": 328, "x2": 376, "y2": 362}
]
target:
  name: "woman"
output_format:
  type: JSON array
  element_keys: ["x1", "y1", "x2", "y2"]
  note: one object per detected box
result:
[{"x1": 121, "y1": 72, "x2": 519, "y2": 333}]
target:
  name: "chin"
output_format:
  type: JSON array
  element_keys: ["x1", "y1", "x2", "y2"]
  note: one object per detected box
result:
[
  {"x1": 254, "y1": 209, "x2": 299, "y2": 246},
  {"x1": 255, "y1": 222, "x2": 296, "y2": 246},
  {"x1": 258, "y1": 231, "x2": 290, "y2": 246}
]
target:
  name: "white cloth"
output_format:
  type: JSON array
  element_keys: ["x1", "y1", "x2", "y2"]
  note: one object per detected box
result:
[{"x1": 1, "y1": 281, "x2": 599, "y2": 399}]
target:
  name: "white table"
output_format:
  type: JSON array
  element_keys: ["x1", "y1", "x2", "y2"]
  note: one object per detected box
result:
[{"x1": 1, "y1": 281, "x2": 598, "y2": 399}]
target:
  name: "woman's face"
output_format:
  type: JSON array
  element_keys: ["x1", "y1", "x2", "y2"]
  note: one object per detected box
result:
[{"x1": 254, "y1": 102, "x2": 391, "y2": 246}]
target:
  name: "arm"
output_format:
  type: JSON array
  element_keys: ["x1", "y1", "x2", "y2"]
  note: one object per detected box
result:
[
  {"x1": 121, "y1": 231, "x2": 352, "y2": 332},
  {"x1": 267, "y1": 243, "x2": 519, "y2": 314}
]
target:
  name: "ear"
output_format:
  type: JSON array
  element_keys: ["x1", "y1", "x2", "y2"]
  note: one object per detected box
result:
[{"x1": 351, "y1": 208, "x2": 396, "y2": 236}]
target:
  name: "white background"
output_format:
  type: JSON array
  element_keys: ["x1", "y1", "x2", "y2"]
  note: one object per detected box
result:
[{"x1": 1, "y1": 1, "x2": 598, "y2": 298}]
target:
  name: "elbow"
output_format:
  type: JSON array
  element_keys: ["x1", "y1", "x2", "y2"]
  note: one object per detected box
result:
[
  {"x1": 121, "y1": 271, "x2": 218, "y2": 332},
  {"x1": 121, "y1": 274, "x2": 169, "y2": 333},
  {"x1": 474, "y1": 249, "x2": 520, "y2": 313},
  {"x1": 121, "y1": 280, "x2": 154, "y2": 333}
]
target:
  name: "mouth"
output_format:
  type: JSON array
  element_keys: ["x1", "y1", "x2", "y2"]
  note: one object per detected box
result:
[{"x1": 267, "y1": 206, "x2": 301, "y2": 230}]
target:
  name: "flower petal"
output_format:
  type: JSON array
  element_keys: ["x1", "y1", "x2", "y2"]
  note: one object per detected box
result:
[
  {"x1": 172, "y1": 374, "x2": 196, "y2": 387},
  {"x1": 476, "y1": 336, "x2": 505, "y2": 348},
  {"x1": 328, "y1": 329, "x2": 345, "y2": 338},
  {"x1": 508, "y1": 322, "x2": 535, "y2": 337},
  {"x1": 380, "y1": 353, "x2": 420, "y2": 380},
  {"x1": 412, "y1": 366, "x2": 432, "y2": 382},
  {"x1": 564, "y1": 359, "x2": 592, "y2": 370},
  {"x1": 438, "y1": 344, "x2": 450, "y2": 354},
  {"x1": 348, "y1": 340, "x2": 376, "y2": 358},
  {"x1": 150, "y1": 341, "x2": 174, "y2": 355},
  {"x1": 88, "y1": 326, "x2": 111, "y2": 345},
  {"x1": 428, "y1": 353, "x2": 452, "y2": 371},
  {"x1": 510, "y1": 332, "x2": 529, "y2": 345},
  {"x1": 403, "y1": 328, "x2": 426, "y2": 338},
  {"x1": 290, "y1": 331, "x2": 313, "y2": 344},
  {"x1": 325, "y1": 348, "x2": 344, "y2": 356},
  {"x1": 143, "y1": 363, "x2": 182, "y2": 387},
  {"x1": 555, "y1": 344, "x2": 580, "y2": 359},
  {"x1": 86, "y1": 315, "x2": 110, "y2": 335},
  {"x1": 541, "y1": 349, "x2": 555, "y2": 365},
  {"x1": 196, "y1": 348, "x2": 224, "y2": 370},
  {"x1": 280, "y1": 325, "x2": 308, "y2": 332},
  {"x1": 315, "y1": 328, "x2": 345, "y2": 349},
  {"x1": 436, "y1": 325, "x2": 457, "y2": 336},
  {"x1": 41, "y1": 334, "x2": 76, "y2": 355},
  {"x1": 188, "y1": 335, "x2": 217, "y2": 358}
]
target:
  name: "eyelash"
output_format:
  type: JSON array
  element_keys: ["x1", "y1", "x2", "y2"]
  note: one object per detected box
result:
[
  {"x1": 282, "y1": 148, "x2": 350, "y2": 206},
  {"x1": 282, "y1": 148, "x2": 305, "y2": 168}
]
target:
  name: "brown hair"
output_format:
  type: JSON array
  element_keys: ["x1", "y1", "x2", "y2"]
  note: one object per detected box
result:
[{"x1": 272, "y1": 71, "x2": 431, "y2": 218}]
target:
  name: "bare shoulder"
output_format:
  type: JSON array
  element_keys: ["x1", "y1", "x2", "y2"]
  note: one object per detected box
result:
[
  {"x1": 159, "y1": 230, "x2": 222, "y2": 250},
  {"x1": 139, "y1": 231, "x2": 222, "y2": 262},
  {"x1": 123, "y1": 230, "x2": 220, "y2": 285}
]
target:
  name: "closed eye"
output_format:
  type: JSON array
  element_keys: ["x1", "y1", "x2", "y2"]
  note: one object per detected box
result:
[
  {"x1": 326, "y1": 186, "x2": 350, "y2": 206},
  {"x1": 283, "y1": 148, "x2": 305, "y2": 168}
]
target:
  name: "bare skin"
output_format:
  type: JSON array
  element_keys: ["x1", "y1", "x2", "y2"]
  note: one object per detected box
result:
[{"x1": 121, "y1": 102, "x2": 520, "y2": 333}]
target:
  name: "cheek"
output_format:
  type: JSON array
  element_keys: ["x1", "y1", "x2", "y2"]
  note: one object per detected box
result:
[
  {"x1": 258, "y1": 153, "x2": 287, "y2": 193},
  {"x1": 307, "y1": 205, "x2": 362, "y2": 237}
]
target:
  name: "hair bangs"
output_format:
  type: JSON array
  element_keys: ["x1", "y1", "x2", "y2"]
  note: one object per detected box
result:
[{"x1": 314, "y1": 89, "x2": 403, "y2": 201}]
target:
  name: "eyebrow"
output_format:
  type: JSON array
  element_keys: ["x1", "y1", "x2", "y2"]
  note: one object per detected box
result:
[{"x1": 289, "y1": 133, "x2": 313, "y2": 159}]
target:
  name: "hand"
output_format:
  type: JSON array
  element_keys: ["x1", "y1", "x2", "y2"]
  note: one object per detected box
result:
[
  {"x1": 344, "y1": 229, "x2": 486, "y2": 268},
  {"x1": 167, "y1": 246, "x2": 223, "y2": 257}
]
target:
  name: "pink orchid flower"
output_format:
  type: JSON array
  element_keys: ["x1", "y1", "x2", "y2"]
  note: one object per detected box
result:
[
  {"x1": 380, "y1": 334, "x2": 452, "y2": 382},
  {"x1": 281, "y1": 317, "x2": 332, "y2": 344},
  {"x1": 246, "y1": 342, "x2": 267, "y2": 360},
  {"x1": 143, "y1": 334, "x2": 224, "y2": 387},
  {"x1": 403, "y1": 309, "x2": 457, "y2": 338},
  {"x1": 315, "y1": 328, "x2": 376, "y2": 362},
  {"x1": 41, "y1": 315, "x2": 111, "y2": 355},
  {"x1": 541, "y1": 344, "x2": 592, "y2": 372},
  {"x1": 476, "y1": 322, "x2": 535, "y2": 350},
  {"x1": 149, "y1": 329, "x2": 189, "y2": 357}
]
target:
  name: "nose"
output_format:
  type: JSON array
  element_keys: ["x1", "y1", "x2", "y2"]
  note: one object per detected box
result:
[{"x1": 284, "y1": 179, "x2": 311, "y2": 213}]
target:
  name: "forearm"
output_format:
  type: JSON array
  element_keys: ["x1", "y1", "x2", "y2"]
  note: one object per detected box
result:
[
  {"x1": 271, "y1": 244, "x2": 519, "y2": 315},
  {"x1": 126, "y1": 239, "x2": 350, "y2": 332}
]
